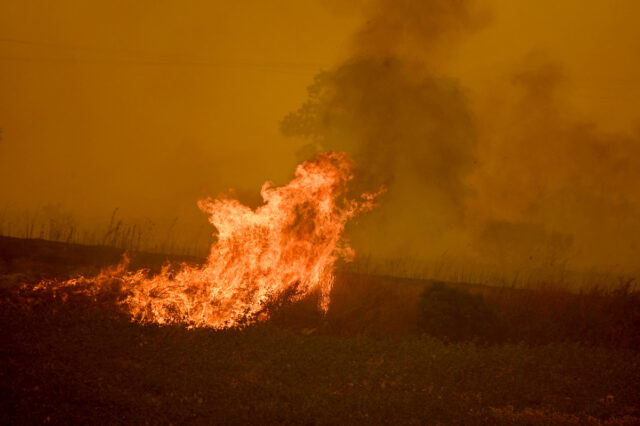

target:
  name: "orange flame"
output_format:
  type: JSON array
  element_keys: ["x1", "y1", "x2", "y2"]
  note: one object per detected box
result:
[{"x1": 36, "y1": 152, "x2": 381, "y2": 328}]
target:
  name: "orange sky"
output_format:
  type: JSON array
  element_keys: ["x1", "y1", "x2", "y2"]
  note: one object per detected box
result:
[
  {"x1": 1, "y1": 0, "x2": 639, "y2": 272},
  {"x1": 0, "y1": 1, "x2": 357, "y2": 219}
]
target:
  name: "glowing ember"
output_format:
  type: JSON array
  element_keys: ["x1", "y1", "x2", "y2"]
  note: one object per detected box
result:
[{"x1": 35, "y1": 152, "x2": 381, "y2": 328}]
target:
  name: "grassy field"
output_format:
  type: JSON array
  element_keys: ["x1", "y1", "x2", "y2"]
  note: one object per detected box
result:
[{"x1": 2, "y1": 236, "x2": 640, "y2": 424}]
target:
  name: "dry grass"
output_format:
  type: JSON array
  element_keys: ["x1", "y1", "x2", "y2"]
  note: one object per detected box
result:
[{"x1": 0, "y1": 207, "x2": 211, "y2": 257}]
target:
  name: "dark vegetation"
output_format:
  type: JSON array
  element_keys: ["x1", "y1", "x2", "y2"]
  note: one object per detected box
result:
[
  {"x1": 2, "y1": 236, "x2": 640, "y2": 424},
  {"x1": 417, "y1": 282, "x2": 501, "y2": 343},
  {"x1": 415, "y1": 281, "x2": 640, "y2": 349}
]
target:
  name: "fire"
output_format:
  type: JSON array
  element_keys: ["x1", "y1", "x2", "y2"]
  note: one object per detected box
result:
[{"x1": 35, "y1": 152, "x2": 380, "y2": 328}]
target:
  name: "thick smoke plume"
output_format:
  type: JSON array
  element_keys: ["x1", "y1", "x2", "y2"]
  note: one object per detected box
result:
[{"x1": 283, "y1": 0, "x2": 640, "y2": 280}]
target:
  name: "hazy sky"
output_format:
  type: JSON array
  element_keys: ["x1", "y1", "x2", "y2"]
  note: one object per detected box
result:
[
  {"x1": 0, "y1": 1, "x2": 357, "y2": 219},
  {"x1": 1, "y1": 0, "x2": 639, "y2": 272}
]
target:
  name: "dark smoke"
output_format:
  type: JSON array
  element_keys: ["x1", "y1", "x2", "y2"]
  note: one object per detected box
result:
[{"x1": 283, "y1": 0, "x2": 640, "y2": 280}]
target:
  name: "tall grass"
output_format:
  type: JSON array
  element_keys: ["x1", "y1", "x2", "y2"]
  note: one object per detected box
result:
[
  {"x1": 1, "y1": 205, "x2": 638, "y2": 291},
  {"x1": 347, "y1": 253, "x2": 640, "y2": 292},
  {"x1": 0, "y1": 205, "x2": 210, "y2": 257}
]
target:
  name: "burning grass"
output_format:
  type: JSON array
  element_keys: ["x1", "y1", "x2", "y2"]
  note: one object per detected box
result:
[
  {"x1": 28, "y1": 152, "x2": 381, "y2": 329},
  {"x1": 4, "y1": 236, "x2": 640, "y2": 349}
]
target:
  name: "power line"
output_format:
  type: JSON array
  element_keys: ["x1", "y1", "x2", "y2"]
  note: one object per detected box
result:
[
  {"x1": 0, "y1": 36, "x2": 323, "y2": 70},
  {"x1": 0, "y1": 36, "x2": 142, "y2": 53},
  {"x1": 0, "y1": 55, "x2": 323, "y2": 70}
]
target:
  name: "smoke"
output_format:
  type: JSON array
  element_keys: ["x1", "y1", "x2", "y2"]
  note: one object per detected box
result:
[
  {"x1": 282, "y1": 0, "x2": 484, "y2": 260},
  {"x1": 283, "y1": 0, "x2": 640, "y2": 277},
  {"x1": 470, "y1": 53, "x2": 640, "y2": 271},
  {"x1": 2, "y1": 0, "x2": 639, "y2": 280},
  {"x1": 351, "y1": 0, "x2": 486, "y2": 62}
]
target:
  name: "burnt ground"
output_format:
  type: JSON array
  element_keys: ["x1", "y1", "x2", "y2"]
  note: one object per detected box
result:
[{"x1": 1, "y1": 236, "x2": 640, "y2": 425}]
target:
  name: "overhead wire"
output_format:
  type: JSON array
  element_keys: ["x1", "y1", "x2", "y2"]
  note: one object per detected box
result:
[{"x1": 0, "y1": 36, "x2": 323, "y2": 71}]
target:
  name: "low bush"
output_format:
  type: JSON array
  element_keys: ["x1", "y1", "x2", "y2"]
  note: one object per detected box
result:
[{"x1": 417, "y1": 282, "x2": 501, "y2": 342}]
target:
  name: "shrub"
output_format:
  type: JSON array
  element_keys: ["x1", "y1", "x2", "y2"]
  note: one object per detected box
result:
[{"x1": 417, "y1": 282, "x2": 501, "y2": 342}]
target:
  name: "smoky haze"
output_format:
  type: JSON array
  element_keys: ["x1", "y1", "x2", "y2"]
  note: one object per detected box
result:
[
  {"x1": 0, "y1": 1, "x2": 359, "y2": 253},
  {"x1": 283, "y1": 0, "x2": 640, "y2": 280},
  {"x1": 1, "y1": 0, "x2": 639, "y2": 282}
]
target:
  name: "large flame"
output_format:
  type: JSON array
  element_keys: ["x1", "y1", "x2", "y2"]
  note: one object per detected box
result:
[{"x1": 35, "y1": 152, "x2": 380, "y2": 328}]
